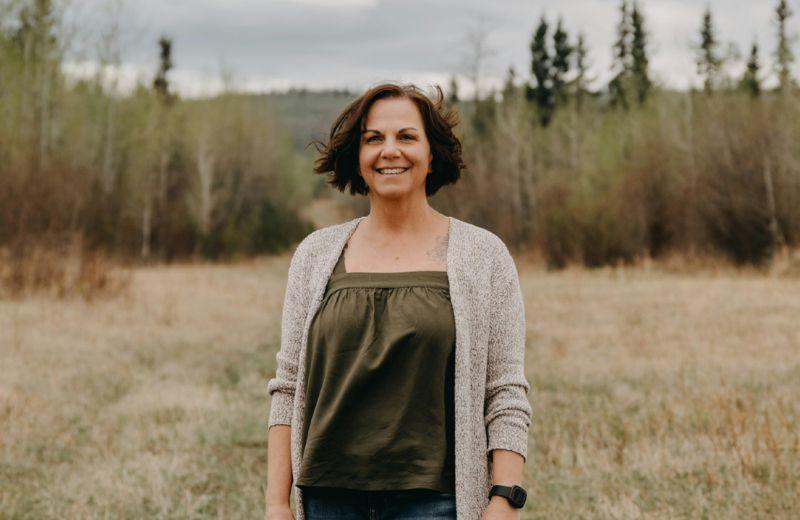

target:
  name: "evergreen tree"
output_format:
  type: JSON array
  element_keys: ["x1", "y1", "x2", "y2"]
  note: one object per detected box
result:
[
  {"x1": 552, "y1": 17, "x2": 572, "y2": 105},
  {"x1": 472, "y1": 89, "x2": 497, "y2": 136},
  {"x1": 774, "y1": 0, "x2": 796, "y2": 92},
  {"x1": 609, "y1": 0, "x2": 632, "y2": 108},
  {"x1": 572, "y1": 32, "x2": 591, "y2": 110},
  {"x1": 12, "y1": 0, "x2": 58, "y2": 54},
  {"x1": 613, "y1": 0, "x2": 632, "y2": 69},
  {"x1": 527, "y1": 16, "x2": 554, "y2": 126},
  {"x1": 146, "y1": 35, "x2": 177, "y2": 260},
  {"x1": 740, "y1": 41, "x2": 761, "y2": 98},
  {"x1": 697, "y1": 7, "x2": 722, "y2": 93},
  {"x1": 153, "y1": 36, "x2": 173, "y2": 102},
  {"x1": 630, "y1": 1, "x2": 652, "y2": 104},
  {"x1": 502, "y1": 66, "x2": 518, "y2": 101},
  {"x1": 448, "y1": 75, "x2": 459, "y2": 104}
]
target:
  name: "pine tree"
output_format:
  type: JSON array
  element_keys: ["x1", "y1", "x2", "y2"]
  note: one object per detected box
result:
[
  {"x1": 448, "y1": 75, "x2": 459, "y2": 104},
  {"x1": 572, "y1": 33, "x2": 591, "y2": 110},
  {"x1": 697, "y1": 7, "x2": 722, "y2": 93},
  {"x1": 502, "y1": 66, "x2": 517, "y2": 101},
  {"x1": 740, "y1": 41, "x2": 761, "y2": 98},
  {"x1": 774, "y1": 0, "x2": 796, "y2": 92},
  {"x1": 12, "y1": 0, "x2": 58, "y2": 54},
  {"x1": 146, "y1": 35, "x2": 176, "y2": 260},
  {"x1": 613, "y1": 0, "x2": 631, "y2": 70},
  {"x1": 552, "y1": 17, "x2": 572, "y2": 105},
  {"x1": 609, "y1": 0, "x2": 632, "y2": 108},
  {"x1": 527, "y1": 16, "x2": 554, "y2": 126},
  {"x1": 153, "y1": 36, "x2": 173, "y2": 101},
  {"x1": 630, "y1": 1, "x2": 651, "y2": 104},
  {"x1": 472, "y1": 89, "x2": 497, "y2": 136}
]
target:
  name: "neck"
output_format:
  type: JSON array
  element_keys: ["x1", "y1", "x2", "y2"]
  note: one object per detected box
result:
[{"x1": 364, "y1": 194, "x2": 440, "y2": 236}]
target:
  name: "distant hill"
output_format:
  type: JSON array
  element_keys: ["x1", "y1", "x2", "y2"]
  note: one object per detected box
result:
[
  {"x1": 253, "y1": 88, "x2": 477, "y2": 152},
  {"x1": 261, "y1": 89, "x2": 359, "y2": 152}
]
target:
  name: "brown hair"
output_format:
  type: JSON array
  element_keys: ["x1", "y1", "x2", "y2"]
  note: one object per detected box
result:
[{"x1": 311, "y1": 83, "x2": 465, "y2": 196}]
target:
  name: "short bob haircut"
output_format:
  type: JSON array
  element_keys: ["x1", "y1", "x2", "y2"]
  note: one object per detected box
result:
[{"x1": 312, "y1": 83, "x2": 465, "y2": 197}]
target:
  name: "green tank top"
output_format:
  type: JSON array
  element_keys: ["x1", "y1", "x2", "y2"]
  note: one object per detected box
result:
[{"x1": 295, "y1": 247, "x2": 456, "y2": 493}]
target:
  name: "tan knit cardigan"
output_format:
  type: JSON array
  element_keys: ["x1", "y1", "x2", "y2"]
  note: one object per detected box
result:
[{"x1": 267, "y1": 215, "x2": 533, "y2": 519}]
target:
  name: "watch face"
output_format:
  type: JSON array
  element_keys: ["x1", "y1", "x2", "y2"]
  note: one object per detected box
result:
[{"x1": 510, "y1": 486, "x2": 527, "y2": 507}]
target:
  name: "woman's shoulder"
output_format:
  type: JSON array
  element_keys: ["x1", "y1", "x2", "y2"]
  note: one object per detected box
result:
[
  {"x1": 292, "y1": 217, "x2": 364, "y2": 261},
  {"x1": 285, "y1": 219, "x2": 361, "y2": 287},
  {"x1": 451, "y1": 217, "x2": 511, "y2": 260}
]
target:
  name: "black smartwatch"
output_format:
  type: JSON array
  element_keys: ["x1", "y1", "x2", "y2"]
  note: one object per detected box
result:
[{"x1": 488, "y1": 484, "x2": 527, "y2": 508}]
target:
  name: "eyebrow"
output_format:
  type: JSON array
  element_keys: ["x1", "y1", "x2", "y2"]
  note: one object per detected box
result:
[{"x1": 363, "y1": 127, "x2": 419, "y2": 134}]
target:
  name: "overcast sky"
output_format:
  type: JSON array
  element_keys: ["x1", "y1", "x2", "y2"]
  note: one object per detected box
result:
[{"x1": 63, "y1": 0, "x2": 790, "y2": 97}]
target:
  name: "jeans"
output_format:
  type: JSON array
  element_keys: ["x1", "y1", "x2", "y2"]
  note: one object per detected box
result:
[{"x1": 301, "y1": 487, "x2": 457, "y2": 520}]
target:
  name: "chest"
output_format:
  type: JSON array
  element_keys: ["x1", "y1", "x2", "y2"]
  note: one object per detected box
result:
[{"x1": 343, "y1": 231, "x2": 449, "y2": 273}]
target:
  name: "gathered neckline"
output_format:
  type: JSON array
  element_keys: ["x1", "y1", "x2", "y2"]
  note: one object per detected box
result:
[
  {"x1": 339, "y1": 270, "x2": 448, "y2": 275},
  {"x1": 326, "y1": 272, "x2": 450, "y2": 292}
]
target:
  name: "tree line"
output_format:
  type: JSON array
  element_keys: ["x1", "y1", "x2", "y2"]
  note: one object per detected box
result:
[
  {"x1": 0, "y1": 0, "x2": 314, "y2": 271},
  {"x1": 1, "y1": 0, "x2": 799, "y2": 274},
  {"x1": 435, "y1": 0, "x2": 799, "y2": 267}
]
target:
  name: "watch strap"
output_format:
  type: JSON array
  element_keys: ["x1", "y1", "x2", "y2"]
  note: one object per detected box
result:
[{"x1": 488, "y1": 484, "x2": 527, "y2": 508}]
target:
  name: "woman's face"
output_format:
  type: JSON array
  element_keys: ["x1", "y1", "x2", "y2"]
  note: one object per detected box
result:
[{"x1": 358, "y1": 97, "x2": 433, "y2": 199}]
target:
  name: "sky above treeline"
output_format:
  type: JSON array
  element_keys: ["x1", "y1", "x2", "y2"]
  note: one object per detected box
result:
[{"x1": 63, "y1": 0, "x2": 788, "y2": 98}]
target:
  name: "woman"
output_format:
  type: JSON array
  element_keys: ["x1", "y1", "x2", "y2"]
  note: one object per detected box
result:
[{"x1": 265, "y1": 83, "x2": 532, "y2": 520}]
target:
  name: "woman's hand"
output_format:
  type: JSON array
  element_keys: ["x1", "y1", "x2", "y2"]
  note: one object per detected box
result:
[
  {"x1": 265, "y1": 503, "x2": 294, "y2": 520},
  {"x1": 481, "y1": 496, "x2": 521, "y2": 520}
]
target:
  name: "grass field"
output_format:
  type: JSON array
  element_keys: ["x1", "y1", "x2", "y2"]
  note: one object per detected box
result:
[{"x1": 1, "y1": 255, "x2": 798, "y2": 519}]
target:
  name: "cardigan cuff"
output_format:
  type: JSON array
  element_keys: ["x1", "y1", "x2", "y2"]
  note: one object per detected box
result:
[
  {"x1": 268, "y1": 391, "x2": 294, "y2": 428},
  {"x1": 486, "y1": 420, "x2": 529, "y2": 462}
]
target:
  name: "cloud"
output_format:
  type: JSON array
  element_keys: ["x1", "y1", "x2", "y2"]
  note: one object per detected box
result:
[
  {"x1": 64, "y1": 0, "x2": 789, "y2": 97},
  {"x1": 287, "y1": 0, "x2": 378, "y2": 6}
]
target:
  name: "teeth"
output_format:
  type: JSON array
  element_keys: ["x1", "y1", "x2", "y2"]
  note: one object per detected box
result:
[{"x1": 377, "y1": 168, "x2": 407, "y2": 174}]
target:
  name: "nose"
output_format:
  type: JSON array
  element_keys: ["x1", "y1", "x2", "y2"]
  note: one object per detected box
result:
[{"x1": 380, "y1": 139, "x2": 401, "y2": 159}]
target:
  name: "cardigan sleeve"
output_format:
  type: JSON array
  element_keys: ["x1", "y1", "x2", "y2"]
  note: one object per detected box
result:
[
  {"x1": 266, "y1": 239, "x2": 312, "y2": 429},
  {"x1": 484, "y1": 239, "x2": 533, "y2": 461}
]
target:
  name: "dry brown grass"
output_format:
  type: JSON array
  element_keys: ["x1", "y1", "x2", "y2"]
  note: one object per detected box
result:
[
  {"x1": 1, "y1": 253, "x2": 798, "y2": 518},
  {"x1": 520, "y1": 257, "x2": 800, "y2": 518},
  {"x1": 0, "y1": 236, "x2": 131, "y2": 301}
]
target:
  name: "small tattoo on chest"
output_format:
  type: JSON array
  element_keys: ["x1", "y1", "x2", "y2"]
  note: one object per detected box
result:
[{"x1": 427, "y1": 233, "x2": 448, "y2": 262}]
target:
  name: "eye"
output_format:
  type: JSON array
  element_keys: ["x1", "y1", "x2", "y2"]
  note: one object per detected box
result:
[
  {"x1": 365, "y1": 135, "x2": 382, "y2": 143},
  {"x1": 400, "y1": 134, "x2": 416, "y2": 141}
]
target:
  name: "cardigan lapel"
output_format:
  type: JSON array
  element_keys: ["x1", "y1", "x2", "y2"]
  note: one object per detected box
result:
[
  {"x1": 293, "y1": 216, "x2": 366, "y2": 472},
  {"x1": 445, "y1": 216, "x2": 474, "y2": 519},
  {"x1": 313, "y1": 215, "x2": 366, "y2": 299},
  {"x1": 299, "y1": 215, "x2": 368, "y2": 357}
]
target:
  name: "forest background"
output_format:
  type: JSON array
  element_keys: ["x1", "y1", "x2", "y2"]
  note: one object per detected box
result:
[{"x1": 2, "y1": 0, "x2": 799, "y2": 285}]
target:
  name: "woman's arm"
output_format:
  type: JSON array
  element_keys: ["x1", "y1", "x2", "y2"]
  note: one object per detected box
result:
[
  {"x1": 266, "y1": 425, "x2": 293, "y2": 513},
  {"x1": 488, "y1": 448, "x2": 525, "y2": 514},
  {"x1": 265, "y1": 240, "x2": 313, "y2": 515},
  {"x1": 490, "y1": 448, "x2": 525, "y2": 485},
  {"x1": 267, "y1": 240, "x2": 312, "y2": 428},
  {"x1": 484, "y1": 239, "x2": 533, "y2": 463}
]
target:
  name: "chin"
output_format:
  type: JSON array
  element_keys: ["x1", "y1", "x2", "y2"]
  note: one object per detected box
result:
[{"x1": 372, "y1": 188, "x2": 410, "y2": 199}]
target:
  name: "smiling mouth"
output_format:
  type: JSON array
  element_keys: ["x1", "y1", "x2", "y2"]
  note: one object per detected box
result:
[{"x1": 375, "y1": 167, "x2": 409, "y2": 175}]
